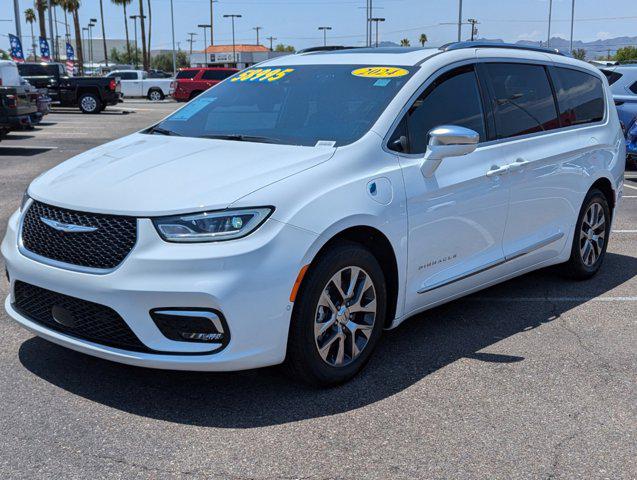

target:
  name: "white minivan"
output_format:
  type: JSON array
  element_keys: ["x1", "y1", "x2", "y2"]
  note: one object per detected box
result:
[{"x1": 2, "y1": 43, "x2": 625, "y2": 386}]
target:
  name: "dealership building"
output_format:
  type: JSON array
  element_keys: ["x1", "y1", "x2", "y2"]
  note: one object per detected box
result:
[{"x1": 189, "y1": 44, "x2": 290, "y2": 69}]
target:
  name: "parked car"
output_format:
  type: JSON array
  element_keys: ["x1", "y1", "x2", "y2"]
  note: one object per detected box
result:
[
  {"x1": 0, "y1": 60, "x2": 42, "y2": 127},
  {"x1": 0, "y1": 60, "x2": 22, "y2": 86},
  {"x1": 0, "y1": 85, "x2": 38, "y2": 132},
  {"x1": 2, "y1": 43, "x2": 625, "y2": 386},
  {"x1": 20, "y1": 77, "x2": 51, "y2": 125},
  {"x1": 17, "y1": 62, "x2": 122, "y2": 113},
  {"x1": 173, "y1": 67, "x2": 238, "y2": 101},
  {"x1": 105, "y1": 70, "x2": 174, "y2": 101},
  {"x1": 625, "y1": 117, "x2": 637, "y2": 169}
]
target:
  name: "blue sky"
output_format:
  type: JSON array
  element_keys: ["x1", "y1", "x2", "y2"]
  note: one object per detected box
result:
[{"x1": 2, "y1": 0, "x2": 636, "y2": 52}]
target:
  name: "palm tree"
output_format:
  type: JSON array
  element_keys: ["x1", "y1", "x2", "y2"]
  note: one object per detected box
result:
[
  {"x1": 62, "y1": 0, "x2": 84, "y2": 75},
  {"x1": 419, "y1": 33, "x2": 428, "y2": 47},
  {"x1": 111, "y1": 0, "x2": 132, "y2": 62},
  {"x1": 35, "y1": 0, "x2": 48, "y2": 42},
  {"x1": 146, "y1": 0, "x2": 152, "y2": 68},
  {"x1": 138, "y1": 0, "x2": 148, "y2": 70},
  {"x1": 25, "y1": 8, "x2": 38, "y2": 61},
  {"x1": 98, "y1": 0, "x2": 109, "y2": 66},
  {"x1": 400, "y1": 38, "x2": 410, "y2": 47}
]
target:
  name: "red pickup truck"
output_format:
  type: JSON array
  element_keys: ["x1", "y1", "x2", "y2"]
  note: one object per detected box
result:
[{"x1": 173, "y1": 67, "x2": 238, "y2": 102}]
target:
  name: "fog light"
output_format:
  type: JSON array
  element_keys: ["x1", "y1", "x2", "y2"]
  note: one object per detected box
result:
[{"x1": 150, "y1": 308, "x2": 230, "y2": 349}]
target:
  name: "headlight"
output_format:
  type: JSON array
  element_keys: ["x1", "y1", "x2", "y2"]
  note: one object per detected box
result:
[
  {"x1": 153, "y1": 207, "x2": 273, "y2": 243},
  {"x1": 20, "y1": 190, "x2": 30, "y2": 212}
]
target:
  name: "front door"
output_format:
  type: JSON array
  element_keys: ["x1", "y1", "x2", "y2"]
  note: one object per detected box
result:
[{"x1": 395, "y1": 64, "x2": 511, "y2": 314}]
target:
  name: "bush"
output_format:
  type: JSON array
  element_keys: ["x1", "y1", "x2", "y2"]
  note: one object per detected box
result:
[{"x1": 615, "y1": 46, "x2": 637, "y2": 63}]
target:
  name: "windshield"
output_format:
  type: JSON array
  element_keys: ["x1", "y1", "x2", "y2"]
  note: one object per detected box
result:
[{"x1": 152, "y1": 64, "x2": 416, "y2": 146}]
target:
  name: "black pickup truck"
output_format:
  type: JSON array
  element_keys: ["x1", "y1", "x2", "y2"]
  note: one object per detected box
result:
[
  {"x1": 17, "y1": 62, "x2": 122, "y2": 114},
  {"x1": 0, "y1": 86, "x2": 38, "y2": 138}
]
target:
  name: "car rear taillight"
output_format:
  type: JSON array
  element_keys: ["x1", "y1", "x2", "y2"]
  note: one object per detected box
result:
[
  {"x1": 109, "y1": 79, "x2": 117, "y2": 91},
  {"x1": 4, "y1": 95, "x2": 17, "y2": 109}
]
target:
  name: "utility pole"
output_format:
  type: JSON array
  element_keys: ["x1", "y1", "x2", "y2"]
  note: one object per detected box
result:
[
  {"x1": 197, "y1": 23, "x2": 211, "y2": 65},
  {"x1": 318, "y1": 26, "x2": 332, "y2": 47},
  {"x1": 266, "y1": 36, "x2": 276, "y2": 51},
  {"x1": 457, "y1": 0, "x2": 463, "y2": 42},
  {"x1": 209, "y1": 0, "x2": 217, "y2": 46},
  {"x1": 129, "y1": 15, "x2": 141, "y2": 68},
  {"x1": 223, "y1": 14, "x2": 242, "y2": 66},
  {"x1": 467, "y1": 18, "x2": 479, "y2": 42},
  {"x1": 169, "y1": 0, "x2": 176, "y2": 74},
  {"x1": 547, "y1": 0, "x2": 553, "y2": 48},
  {"x1": 47, "y1": 0, "x2": 55, "y2": 59},
  {"x1": 13, "y1": 0, "x2": 22, "y2": 44},
  {"x1": 569, "y1": 0, "x2": 576, "y2": 53},
  {"x1": 187, "y1": 32, "x2": 197, "y2": 57},
  {"x1": 370, "y1": 18, "x2": 385, "y2": 48},
  {"x1": 253, "y1": 26, "x2": 262, "y2": 46}
]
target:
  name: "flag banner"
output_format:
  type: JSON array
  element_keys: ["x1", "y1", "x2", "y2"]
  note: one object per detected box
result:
[
  {"x1": 8, "y1": 34, "x2": 25, "y2": 63},
  {"x1": 66, "y1": 42, "x2": 75, "y2": 76},
  {"x1": 39, "y1": 37, "x2": 51, "y2": 61}
]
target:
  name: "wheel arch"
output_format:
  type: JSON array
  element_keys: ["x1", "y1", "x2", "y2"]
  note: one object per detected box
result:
[
  {"x1": 299, "y1": 223, "x2": 401, "y2": 327},
  {"x1": 589, "y1": 176, "x2": 616, "y2": 214}
]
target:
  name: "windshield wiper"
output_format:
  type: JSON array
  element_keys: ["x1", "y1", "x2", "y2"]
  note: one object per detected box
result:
[
  {"x1": 199, "y1": 133, "x2": 282, "y2": 144},
  {"x1": 147, "y1": 125, "x2": 182, "y2": 136}
]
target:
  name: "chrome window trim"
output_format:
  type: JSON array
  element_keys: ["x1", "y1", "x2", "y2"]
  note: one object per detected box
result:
[
  {"x1": 382, "y1": 56, "x2": 610, "y2": 158},
  {"x1": 17, "y1": 198, "x2": 139, "y2": 276}
]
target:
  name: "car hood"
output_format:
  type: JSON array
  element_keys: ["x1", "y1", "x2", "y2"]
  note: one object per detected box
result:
[{"x1": 28, "y1": 133, "x2": 336, "y2": 216}]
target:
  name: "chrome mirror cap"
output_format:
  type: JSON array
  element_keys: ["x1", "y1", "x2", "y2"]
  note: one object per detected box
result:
[{"x1": 421, "y1": 125, "x2": 480, "y2": 178}]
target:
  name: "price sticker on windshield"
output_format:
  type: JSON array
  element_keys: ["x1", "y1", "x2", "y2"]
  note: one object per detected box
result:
[
  {"x1": 231, "y1": 68, "x2": 295, "y2": 83},
  {"x1": 351, "y1": 67, "x2": 410, "y2": 79}
]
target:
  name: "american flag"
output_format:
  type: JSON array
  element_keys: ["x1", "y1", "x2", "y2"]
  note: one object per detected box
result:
[
  {"x1": 66, "y1": 43, "x2": 75, "y2": 76},
  {"x1": 39, "y1": 37, "x2": 51, "y2": 62},
  {"x1": 8, "y1": 34, "x2": 25, "y2": 63}
]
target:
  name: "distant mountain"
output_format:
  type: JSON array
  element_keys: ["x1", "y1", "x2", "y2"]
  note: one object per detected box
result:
[{"x1": 475, "y1": 36, "x2": 637, "y2": 60}]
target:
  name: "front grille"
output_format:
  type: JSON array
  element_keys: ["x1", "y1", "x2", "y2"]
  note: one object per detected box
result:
[
  {"x1": 21, "y1": 201, "x2": 137, "y2": 270},
  {"x1": 13, "y1": 281, "x2": 150, "y2": 352}
]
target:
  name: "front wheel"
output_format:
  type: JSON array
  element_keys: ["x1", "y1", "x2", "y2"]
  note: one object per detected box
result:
[
  {"x1": 284, "y1": 243, "x2": 387, "y2": 387},
  {"x1": 561, "y1": 188, "x2": 611, "y2": 280},
  {"x1": 79, "y1": 93, "x2": 101, "y2": 114}
]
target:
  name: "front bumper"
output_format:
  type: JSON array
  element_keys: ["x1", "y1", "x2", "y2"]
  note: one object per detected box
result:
[{"x1": 2, "y1": 209, "x2": 317, "y2": 371}]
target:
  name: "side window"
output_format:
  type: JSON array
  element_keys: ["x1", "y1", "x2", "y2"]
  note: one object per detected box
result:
[
  {"x1": 202, "y1": 70, "x2": 230, "y2": 81},
  {"x1": 600, "y1": 69, "x2": 622, "y2": 86},
  {"x1": 120, "y1": 72, "x2": 138, "y2": 80},
  {"x1": 176, "y1": 70, "x2": 199, "y2": 79},
  {"x1": 484, "y1": 63, "x2": 559, "y2": 139},
  {"x1": 630, "y1": 81, "x2": 637, "y2": 95},
  {"x1": 553, "y1": 67, "x2": 605, "y2": 126},
  {"x1": 395, "y1": 65, "x2": 486, "y2": 154}
]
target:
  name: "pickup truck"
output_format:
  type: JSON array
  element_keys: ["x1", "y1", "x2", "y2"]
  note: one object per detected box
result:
[
  {"x1": 173, "y1": 67, "x2": 238, "y2": 102},
  {"x1": 17, "y1": 62, "x2": 122, "y2": 114},
  {"x1": 0, "y1": 86, "x2": 38, "y2": 136},
  {"x1": 105, "y1": 70, "x2": 174, "y2": 101}
]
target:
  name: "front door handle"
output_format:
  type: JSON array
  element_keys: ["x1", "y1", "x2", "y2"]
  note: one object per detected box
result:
[{"x1": 486, "y1": 165, "x2": 510, "y2": 177}]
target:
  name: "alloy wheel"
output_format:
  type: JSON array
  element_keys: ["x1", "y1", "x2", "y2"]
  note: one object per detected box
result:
[
  {"x1": 149, "y1": 91, "x2": 162, "y2": 101},
  {"x1": 314, "y1": 266, "x2": 377, "y2": 367},
  {"x1": 579, "y1": 202, "x2": 606, "y2": 267},
  {"x1": 81, "y1": 96, "x2": 97, "y2": 112}
]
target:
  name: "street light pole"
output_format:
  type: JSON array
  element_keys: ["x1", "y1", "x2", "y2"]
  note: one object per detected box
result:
[
  {"x1": 547, "y1": 0, "x2": 553, "y2": 48},
  {"x1": 129, "y1": 15, "x2": 139, "y2": 68},
  {"x1": 47, "y1": 0, "x2": 55, "y2": 59},
  {"x1": 253, "y1": 26, "x2": 262, "y2": 46},
  {"x1": 223, "y1": 15, "x2": 242, "y2": 66},
  {"x1": 457, "y1": 0, "x2": 463, "y2": 42},
  {"x1": 569, "y1": 0, "x2": 576, "y2": 53},
  {"x1": 318, "y1": 26, "x2": 332, "y2": 47},
  {"x1": 209, "y1": 0, "x2": 218, "y2": 46},
  {"x1": 13, "y1": 0, "x2": 22, "y2": 44},
  {"x1": 169, "y1": 0, "x2": 176, "y2": 74},
  {"x1": 370, "y1": 18, "x2": 384, "y2": 48}
]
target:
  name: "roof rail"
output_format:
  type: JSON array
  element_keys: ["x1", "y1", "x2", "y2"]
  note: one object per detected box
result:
[
  {"x1": 440, "y1": 41, "x2": 564, "y2": 57},
  {"x1": 297, "y1": 46, "x2": 358, "y2": 54}
]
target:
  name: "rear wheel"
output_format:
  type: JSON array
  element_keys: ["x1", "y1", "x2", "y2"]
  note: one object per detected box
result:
[
  {"x1": 147, "y1": 89, "x2": 165, "y2": 101},
  {"x1": 79, "y1": 93, "x2": 101, "y2": 114},
  {"x1": 561, "y1": 188, "x2": 611, "y2": 279},
  {"x1": 285, "y1": 243, "x2": 386, "y2": 387}
]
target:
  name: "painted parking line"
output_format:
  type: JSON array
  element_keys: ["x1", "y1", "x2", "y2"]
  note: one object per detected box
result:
[
  {"x1": 468, "y1": 296, "x2": 637, "y2": 302},
  {"x1": 624, "y1": 183, "x2": 637, "y2": 190},
  {"x1": 613, "y1": 230, "x2": 637, "y2": 233},
  {"x1": 623, "y1": 195, "x2": 637, "y2": 198},
  {"x1": 0, "y1": 145, "x2": 58, "y2": 149}
]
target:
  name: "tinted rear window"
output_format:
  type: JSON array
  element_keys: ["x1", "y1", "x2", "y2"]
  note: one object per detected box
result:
[
  {"x1": 176, "y1": 70, "x2": 199, "y2": 79},
  {"x1": 18, "y1": 63, "x2": 60, "y2": 76},
  {"x1": 601, "y1": 69, "x2": 622, "y2": 85},
  {"x1": 484, "y1": 63, "x2": 559, "y2": 139},
  {"x1": 553, "y1": 67, "x2": 605, "y2": 126},
  {"x1": 201, "y1": 70, "x2": 235, "y2": 81}
]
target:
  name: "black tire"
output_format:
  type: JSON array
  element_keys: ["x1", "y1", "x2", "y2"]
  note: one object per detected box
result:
[
  {"x1": 147, "y1": 88, "x2": 165, "y2": 101},
  {"x1": 284, "y1": 242, "x2": 387, "y2": 387},
  {"x1": 79, "y1": 93, "x2": 101, "y2": 114},
  {"x1": 627, "y1": 155, "x2": 637, "y2": 171},
  {"x1": 561, "y1": 188, "x2": 611, "y2": 280},
  {"x1": 189, "y1": 91, "x2": 202, "y2": 100}
]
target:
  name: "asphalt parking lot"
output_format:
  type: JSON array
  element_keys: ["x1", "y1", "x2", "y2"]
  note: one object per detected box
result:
[{"x1": 0, "y1": 101, "x2": 635, "y2": 479}]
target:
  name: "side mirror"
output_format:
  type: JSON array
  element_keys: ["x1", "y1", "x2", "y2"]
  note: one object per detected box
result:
[{"x1": 421, "y1": 125, "x2": 479, "y2": 177}]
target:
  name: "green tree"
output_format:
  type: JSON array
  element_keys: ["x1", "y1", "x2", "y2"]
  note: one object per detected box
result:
[
  {"x1": 419, "y1": 33, "x2": 428, "y2": 47},
  {"x1": 274, "y1": 44, "x2": 295, "y2": 52},
  {"x1": 111, "y1": 0, "x2": 132, "y2": 61},
  {"x1": 614, "y1": 46, "x2": 637, "y2": 63},
  {"x1": 25, "y1": 8, "x2": 38, "y2": 61},
  {"x1": 109, "y1": 46, "x2": 141, "y2": 64},
  {"x1": 400, "y1": 38, "x2": 410, "y2": 47},
  {"x1": 0, "y1": 49, "x2": 9, "y2": 60},
  {"x1": 571, "y1": 48, "x2": 586, "y2": 60},
  {"x1": 150, "y1": 50, "x2": 189, "y2": 73}
]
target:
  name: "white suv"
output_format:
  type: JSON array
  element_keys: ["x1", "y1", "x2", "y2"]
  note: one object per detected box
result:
[{"x1": 2, "y1": 43, "x2": 625, "y2": 386}]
